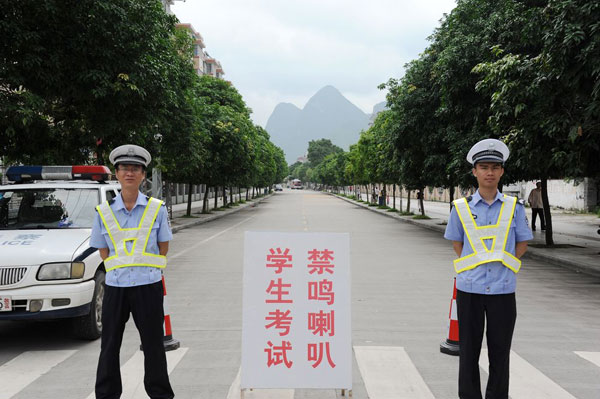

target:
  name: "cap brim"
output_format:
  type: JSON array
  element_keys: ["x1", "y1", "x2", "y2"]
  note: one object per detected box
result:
[
  {"x1": 473, "y1": 156, "x2": 504, "y2": 164},
  {"x1": 114, "y1": 157, "x2": 147, "y2": 166}
]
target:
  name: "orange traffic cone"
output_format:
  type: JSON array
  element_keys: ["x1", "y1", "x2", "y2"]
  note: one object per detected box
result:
[
  {"x1": 140, "y1": 275, "x2": 180, "y2": 352},
  {"x1": 161, "y1": 275, "x2": 180, "y2": 351},
  {"x1": 440, "y1": 278, "x2": 459, "y2": 356}
]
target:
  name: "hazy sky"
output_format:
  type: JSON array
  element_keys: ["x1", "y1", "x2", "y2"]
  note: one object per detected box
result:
[{"x1": 171, "y1": 0, "x2": 457, "y2": 127}]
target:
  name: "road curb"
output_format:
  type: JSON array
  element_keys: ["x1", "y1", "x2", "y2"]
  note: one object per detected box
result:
[
  {"x1": 170, "y1": 194, "x2": 273, "y2": 233},
  {"x1": 329, "y1": 193, "x2": 600, "y2": 279}
]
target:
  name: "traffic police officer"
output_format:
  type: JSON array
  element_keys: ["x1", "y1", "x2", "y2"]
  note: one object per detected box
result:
[
  {"x1": 90, "y1": 144, "x2": 174, "y2": 399},
  {"x1": 444, "y1": 139, "x2": 533, "y2": 399}
]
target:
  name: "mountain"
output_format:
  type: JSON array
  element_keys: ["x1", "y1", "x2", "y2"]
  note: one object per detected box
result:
[
  {"x1": 369, "y1": 101, "x2": 388, "y2": 125},
  {"x1": 372, "y1": 101, "x2": 387, "y2": 115},
  {"x1": 265, "y1": 86, "x2": 371, "y2": 164}
]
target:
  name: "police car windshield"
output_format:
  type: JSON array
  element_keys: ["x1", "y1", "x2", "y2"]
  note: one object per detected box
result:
[{"x1": 0, "y1": 188, "x2": 99, "y2": 229}]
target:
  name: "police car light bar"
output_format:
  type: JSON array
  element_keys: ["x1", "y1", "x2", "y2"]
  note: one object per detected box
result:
[{"x1": 6, "y1": 166, "x2": 112, "y2": 182}]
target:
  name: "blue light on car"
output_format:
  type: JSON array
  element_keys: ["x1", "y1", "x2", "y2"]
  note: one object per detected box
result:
[{"x1": 6, "y1": 166, "x2": 43, "y2": 182}]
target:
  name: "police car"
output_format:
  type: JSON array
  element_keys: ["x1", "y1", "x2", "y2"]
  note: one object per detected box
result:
[{"x1": 0, "y1": 165, "x2": 120, "y2": 339}]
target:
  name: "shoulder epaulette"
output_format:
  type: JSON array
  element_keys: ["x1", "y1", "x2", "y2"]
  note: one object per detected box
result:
[
  {"x1": 518, "y1": 199, "x2": 525, "y2": 205},
  {"x1": 95, "y1": 198, "x2": 114, "y2": 212},
  {"x1": 451, "y1": 195, "x2": 472, "y2": 209}
]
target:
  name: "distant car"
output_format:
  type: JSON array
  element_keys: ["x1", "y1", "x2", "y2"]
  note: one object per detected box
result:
[{"x1": 274, "y1": 184, "x2": 283, "y2": 191}]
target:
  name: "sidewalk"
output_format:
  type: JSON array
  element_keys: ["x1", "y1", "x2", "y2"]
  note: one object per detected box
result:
[
  {"x1": 332, "y1": 193, "x2": 600, "y2": 279},
  {"x1": 167, "y1": 193, "x2": 273, "y2": 233}
]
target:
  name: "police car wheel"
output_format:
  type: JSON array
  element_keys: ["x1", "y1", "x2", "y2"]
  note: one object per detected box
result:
[{"x1": 72, "y1": 270, "x2": 105, "y2": 340}]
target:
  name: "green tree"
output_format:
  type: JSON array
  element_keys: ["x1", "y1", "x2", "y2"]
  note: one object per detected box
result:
[
  {"x1": 472, "y1": 0, "x2": 600, "y2": 244},
  {"x1": 307, "y1": 139, "x2": 343, "y2": 167},
  {"x1": 0, "y1": 0, "x2": 193, "y2": 165}
]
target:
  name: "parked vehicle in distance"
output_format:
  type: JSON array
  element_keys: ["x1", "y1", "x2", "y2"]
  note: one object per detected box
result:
[
  {"x1": 274, "y1": 184, "x2": 283, "y2": 191},
  {"x1": 291, "y1": 179, "x2": 302, "y2": 189}
]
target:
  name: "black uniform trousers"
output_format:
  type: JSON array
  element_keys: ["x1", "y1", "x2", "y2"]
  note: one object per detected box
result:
[
  {"x1": 456, "y1": 289, "x2": 516, "y2": 399},
  {"x1": 95, "y1": 280, "x2": 174, "y2": 399}
]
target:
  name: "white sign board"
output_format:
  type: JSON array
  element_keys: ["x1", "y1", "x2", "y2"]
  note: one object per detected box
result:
[{"x1": 241, "y1": 232, "x2": 351, "y2": 389}]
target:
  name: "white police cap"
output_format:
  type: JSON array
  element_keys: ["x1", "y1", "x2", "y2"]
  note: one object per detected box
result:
[
  {"x1": 109, "y1": 144, "x2": 151, "y2": 167},
  {"x1": 466, "y1": 138, "x2": 509, "y2": 165}
]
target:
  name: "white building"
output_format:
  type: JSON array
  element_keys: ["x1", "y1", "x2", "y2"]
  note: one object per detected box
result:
[{"x1": 176, "y1": 24, "x2": 225, "y2": 79}]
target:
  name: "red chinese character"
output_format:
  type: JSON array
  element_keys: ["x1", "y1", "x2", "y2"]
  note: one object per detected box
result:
[
  {"x1": 308, "y1": 310, "x2": 335, "y2": 337},
  {"x1": 265, "y1": 309, "x2": 293, "y2": 336},
  {"x1": 307, "y1": 249, "x2": 335, "y2": 274},
  {"x1": 307, "y1": 342, "x2": 336, "y2": 368},
  {"x1": 265, "y1": 340, "x2": 293, "y2": 368},
  {"x1": 266, "y1": 278, "x2": 293, "y2": 303},
  {"x1": 308, "y1": 279, "x2": 334, "y2": 305},
  {"x1": 266, "y1": 248, "x2": 293, "y2": 273}
]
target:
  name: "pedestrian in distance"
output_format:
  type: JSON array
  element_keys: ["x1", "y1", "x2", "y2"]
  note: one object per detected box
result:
[
  {"x1": 444, "y1": 138, "x2": 533, "y2": 399},
  {"x1": 90, "y1": 144, "x2": 175, "y2": 399},
  {"x1": 527, "y1": 182, "x2": 546, "y2": 231}
]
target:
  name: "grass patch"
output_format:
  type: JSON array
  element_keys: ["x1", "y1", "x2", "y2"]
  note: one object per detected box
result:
[
  {"x1": 413, "y1": 214, "x2": 431, "y2": 220},
  {"x1": 214, "y1": 207, "x2": 226, "y2": 211},
  {"x1": 387, "y1": 208, "x2": 399, "y2": 213},
  {"x1": 377, "y1": 205, "x2": 390, "y2": 210},
  {"x1": 230, "y1": 202, "x2": 241, "y2": 207},
  {"x1": 239, "y1": 200, "x2": 246, "y2": 204},
  {"x1": 367, "y1": 203, "x2": 378, "y2": 207},
  {"x1": 399, "y1": 211, "x2": 414, "y2": 216}
]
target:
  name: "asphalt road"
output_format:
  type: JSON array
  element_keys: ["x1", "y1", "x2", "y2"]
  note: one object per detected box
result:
[{"x1": 1, "y1": 189, "x2": 599, "y2": 399}]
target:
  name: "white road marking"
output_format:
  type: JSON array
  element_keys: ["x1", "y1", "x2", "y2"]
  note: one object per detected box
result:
[
  {"x1": 0, "y1": 350, "x2": 76, "y2": 399},
  {"x1": 574, "y1": 351, "x2": 600, "y2": 368},
  {"x1": 84, "y1": 348, "x2": 188, "y2": 399},
  {"x1": 354, "y1": 346, "x2": 435, "y2": 399},
  {"x1": 226, "y1": 367, "x2": 294, "y2": 399},
  {"x1": 171, "y1": 216, "x2": 254, "y2": 259},
  {"x1": 479, "y1": 349, "x2": 577, "y2": 399}
]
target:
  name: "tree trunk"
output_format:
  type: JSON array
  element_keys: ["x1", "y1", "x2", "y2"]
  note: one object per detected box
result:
[
  {"x1": 406, "y1": 190, "x2": 411, "y2": 213},
  {"x1": 419, "y1": 188, "x2": 425, "y2": 216},
  {"x1": 382, "y1": 184, "x2": 387, "y2": 206},
  {"x1": 165, "y1": 180, "x2": 172, "y2": 220},
  {"x1": 246, "y1": 188, "x2": 249, "y2": 201},
  {"x1": 399, "y1": 185, "x2": 403, "y2": 211},
  {"x1": 230, "y1": 186, "x2": 234, "y2": 204},
  {"x1": 202, "y1": 185, "x2": 210, "y2": 213},
  {"x1": 239, "y1": 187, "x2": 242, "y2": 202},
  {"x1": 449, "y1": 186, "x2": 455, "y2": 212},
  {"x1": 186, "y1": 182, "x2": 193, "y2": 216},
  {"x1": 541, "y1": 178, "x2": 554, "y2": 246},
  {"x1": 393, "y1": 184, "x2": 396, "y2": 210},
  {"x1": 252, "y1": 187, "x2": 255, "y2": 198},
  {"x1": 214, "y1": 187, "x2": 218, "y2": 209}
]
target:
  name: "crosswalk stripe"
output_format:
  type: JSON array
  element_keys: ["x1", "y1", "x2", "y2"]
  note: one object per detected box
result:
[
  {"x1": 226, "y1": 367, "x2": 295, "y2": 399},
  {"x1": 354, "y1": 346, "x2": 435, "y2": 399},
  {"x1": 479, "y1": 349, "x2": 577, "y2": 399},
  {"x1": 0, "y1": 350, "x2": 76, "y2": 399},
  {"x1": 574, "y1": 351, "x2": 600, "y2": 368},
  {"x1": 84, "y1": 347, "x2": 188, "y2": 399}
]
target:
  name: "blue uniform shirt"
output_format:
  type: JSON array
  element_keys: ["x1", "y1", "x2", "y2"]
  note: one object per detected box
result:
[
  {"x1": 90, "y1": 192, "x2": 172, "y2": 287},
  {"x1": 444, "y1": 190, "x2": 533, "y2": 295}
]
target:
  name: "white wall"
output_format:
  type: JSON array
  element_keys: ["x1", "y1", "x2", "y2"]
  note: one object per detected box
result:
[{"x1": 504, "y1": 178, "x2": 598, "y2": 210}]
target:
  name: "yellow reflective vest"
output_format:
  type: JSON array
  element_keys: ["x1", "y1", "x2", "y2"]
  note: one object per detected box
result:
[
  {"x1": 96, "y1": 197, "x2": 167, "y2": 272},
  {"x1": 453, "y1": 195, "x2": 521, "y2": 274}
]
